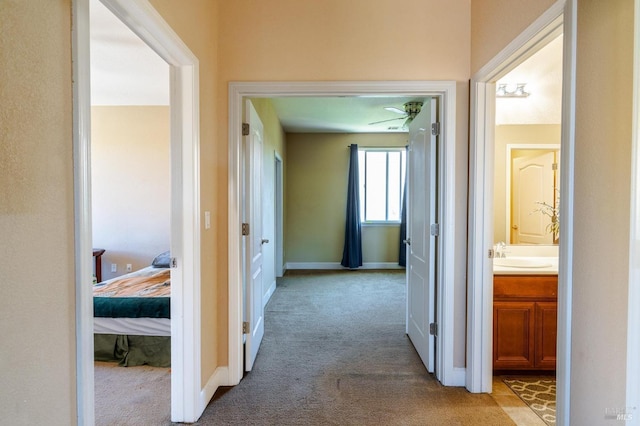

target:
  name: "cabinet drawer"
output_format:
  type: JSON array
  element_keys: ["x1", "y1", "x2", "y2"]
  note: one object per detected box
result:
[{"x1": 494, "y1": 275, "x2": 557, "y2": 300}]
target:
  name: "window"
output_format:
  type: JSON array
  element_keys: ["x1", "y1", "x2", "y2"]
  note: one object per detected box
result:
[{"x1": 358, "y1": 148, "x2": 406, "y2": 223}]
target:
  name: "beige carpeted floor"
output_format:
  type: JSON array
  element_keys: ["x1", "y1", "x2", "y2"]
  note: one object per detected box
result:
[
  {"x1": 95, "y1": 361, "x2": 170, "y2": 425},
  {"x1": 96, "y1": 270, "x2": 515, "y2": 425}
]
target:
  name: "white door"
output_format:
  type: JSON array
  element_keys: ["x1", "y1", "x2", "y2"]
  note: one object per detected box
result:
[
  {"x1": 406, "y1": 98, "x2": 437, "y2": 373},
  {"x1": 511, "y1": 151, "x2": 556, "y2": 244},
  {"x1": 244, "y1": 100, "x2": 265, "y2": 371}
]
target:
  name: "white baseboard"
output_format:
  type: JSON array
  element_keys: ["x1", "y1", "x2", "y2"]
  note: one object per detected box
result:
[
  {"x1": 285, "y1": 262, "x2": 404, "y2": 270},
  {"x1": 263, "y1": 279, "x2": 276, "y2": 307},
  {"x1": 199, "y1": 366, "x2": 228, "y2": 414}
]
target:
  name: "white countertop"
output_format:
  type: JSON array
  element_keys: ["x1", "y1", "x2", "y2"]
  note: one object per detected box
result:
[{"x1": 493, "y1": 256, "x2": 559, "y2": 275}]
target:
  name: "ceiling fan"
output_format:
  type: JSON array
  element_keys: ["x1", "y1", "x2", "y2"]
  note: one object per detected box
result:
[{"x1": 369, "y1": 101, "x2": 423, "y2": 128}]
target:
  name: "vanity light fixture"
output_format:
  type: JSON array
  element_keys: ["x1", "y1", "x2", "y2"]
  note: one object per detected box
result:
[{"x1": 496, "y1": 83, "x2": 530, "y2": 98}]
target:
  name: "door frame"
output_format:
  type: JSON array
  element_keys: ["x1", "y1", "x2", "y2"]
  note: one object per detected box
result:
[
  {"x1": 628, "y1": 0, "x2": 640, "y2": 413},
  {"x1": 228, "y1": 81, "x2": 461, "y2": 386},
  {"x1": 73, "y1": 0, "x2": 201, "y2": 423},
  {"x1": 275, "y1": 153, "x2": 284, "y2": 278},
  {"x1": 467, "y1": 1, "x2": 574, "y2": 424}
]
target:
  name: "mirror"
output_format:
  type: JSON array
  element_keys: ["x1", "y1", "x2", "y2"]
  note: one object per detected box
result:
[{"x1": 494, "y1": 140, "x2": 560, "y2": 245}]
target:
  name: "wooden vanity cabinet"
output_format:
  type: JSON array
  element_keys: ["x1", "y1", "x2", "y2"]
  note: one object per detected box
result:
[{"x1": 493, "y1": 275, "x2": 557, "y2": 371}]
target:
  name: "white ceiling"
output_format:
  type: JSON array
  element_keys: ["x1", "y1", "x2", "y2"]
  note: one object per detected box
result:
[
  {"x1": 90, "y1": 0, "x2": 562, "y2": 129},
  {"x1": 90, "y1": 0, "x2": 169, "y2": 106},
  {"x1": 269, "y1": 96, "x2": 430, "y2": 133},
  {"x1": 496, "y1": 35, "x2": 563, "y2": 126}
]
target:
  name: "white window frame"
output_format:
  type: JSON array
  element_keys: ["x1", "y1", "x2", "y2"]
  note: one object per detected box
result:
[{"x1": 358, "y1": 147, "x2": 406, "y2": 224}]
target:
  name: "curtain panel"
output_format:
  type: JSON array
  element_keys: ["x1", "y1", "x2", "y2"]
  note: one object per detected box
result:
[{"x1": 341, "y1": 144, "x2": 363, "y2": 269}]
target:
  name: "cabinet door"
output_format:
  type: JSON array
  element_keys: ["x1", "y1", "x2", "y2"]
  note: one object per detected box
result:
[
  {"x1": 535, "y1": 302, "x2": 557, "y2": 369},
  {"x1": 493, "y1": 301, "x2": 536, "y2": 369}
]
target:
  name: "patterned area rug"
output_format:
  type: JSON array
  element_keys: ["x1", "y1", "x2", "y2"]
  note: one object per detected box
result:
[{"x1": 503, "y1": 377, "x2": 556, "y2": 425}]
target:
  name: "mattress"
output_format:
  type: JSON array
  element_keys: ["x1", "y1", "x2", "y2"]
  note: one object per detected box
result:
[{"x1": 93, "y1": 265, "x2": 170, "y2": 336}]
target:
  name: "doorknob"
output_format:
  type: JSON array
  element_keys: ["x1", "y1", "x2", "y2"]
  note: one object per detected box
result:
[
  {"x1": 403, "y1": 238, "x2": 411, "y2": 245},
  {"x1": 512, "y1": 225, "x2": 519, "y2": 230},
  {"x1": 261, "y1": 238, "x2": 269, "y2": 245}
]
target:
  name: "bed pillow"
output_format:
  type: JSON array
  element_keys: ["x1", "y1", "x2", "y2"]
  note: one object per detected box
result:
[{"x1": 152, "y1": 251, "x2": 171, "y2": 268}]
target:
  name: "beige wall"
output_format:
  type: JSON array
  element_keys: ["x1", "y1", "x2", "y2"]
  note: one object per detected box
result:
[
  {"x1": 571, "y1": 0, "x2": 634, "y2": 420},
  {"x1": 91, "y1": 106, "x2": 171, "y2": 280},
  {"x1": 286, "y1": 133, "x2": 407, "y2": 264},
  {"x1": 470, "y1": 0, "x2": 557, "y2": 75},
  {"x1": 493, "y1": 124, "x2": 561, "y2": 243},
  {"x1": 0, "y1": 0, "x2": 76, "y2": 423}
]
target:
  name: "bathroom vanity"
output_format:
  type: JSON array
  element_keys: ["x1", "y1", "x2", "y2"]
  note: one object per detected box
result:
[{"x1": 493, "y1": 258, "x2": 558, "y2": 372}]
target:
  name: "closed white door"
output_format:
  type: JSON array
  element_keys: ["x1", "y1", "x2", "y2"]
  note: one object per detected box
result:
[
  {"x1": 406, "y1": 98, "x2": 437, "y2": 373},
  {"x1": 244, "y1": 100, "x2": 265, "y2": 371},
  {"x1": 511, "y1": 151, "x2": 556, "y2": 244}
]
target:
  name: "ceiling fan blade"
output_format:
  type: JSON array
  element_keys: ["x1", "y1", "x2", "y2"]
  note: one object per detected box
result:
[
  {"x1": 384, "y1": 106, "x2": 407, "y2": 115},
  {"x1": 369, "y1": 116, "x2": 406, "y2": 125}
]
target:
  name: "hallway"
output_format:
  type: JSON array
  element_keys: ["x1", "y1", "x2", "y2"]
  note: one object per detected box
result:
[{"x1": 198, "y1": 270, "x2": 514, "y2": 425}]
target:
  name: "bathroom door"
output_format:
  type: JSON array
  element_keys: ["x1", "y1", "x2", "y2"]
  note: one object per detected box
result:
[
  {"x1": 406, "y1": 98, "x2": 437, "y2": 373},
  {"x1": 511, "y1": 151, "x2": 556, "y2": 244}
]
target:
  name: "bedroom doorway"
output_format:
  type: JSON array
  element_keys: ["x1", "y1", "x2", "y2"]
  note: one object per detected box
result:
[
  {"x1": 90, "y1": 0, "x2": 172, "y2": 421},
  {"x1": 74, "y1": 0, "x2": 201, "y2": 423},
  {"x1": 228, "y1": 81, "x2": 463, "y2": 388}
]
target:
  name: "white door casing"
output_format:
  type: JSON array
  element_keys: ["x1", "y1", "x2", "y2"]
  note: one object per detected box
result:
[
  {"x1": 406, "y1": 99, "x2": 437, "y2": 373},
  {"x1": 275, "y1": 154, "x2": 285, "y2": 277},
  {"x1": 228, "y1": 81, "x2": 460, "y2": 387},
  {"x1": 244, "y1": 100, "x2": 265, "y2": 371},
  {"x1": 261, "y1": 150, "x2": 277, "y2": 306}
]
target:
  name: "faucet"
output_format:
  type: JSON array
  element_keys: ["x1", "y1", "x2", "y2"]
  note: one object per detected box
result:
[{"x1": 496, "y1": 242, "x2": 507, "y2": 258}]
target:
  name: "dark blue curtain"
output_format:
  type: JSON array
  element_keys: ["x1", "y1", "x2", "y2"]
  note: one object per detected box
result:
[
  {"x1": 341, "y1": 144, "x2": 363, "y2": 269},
  {"x1": 399, "y1": 146, "x2": 408, "y2": 267}
]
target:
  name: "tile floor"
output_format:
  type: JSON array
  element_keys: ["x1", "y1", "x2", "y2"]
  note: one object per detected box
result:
[{"x1": 491, "y1": 376, "x2": 547, "y2": 425}]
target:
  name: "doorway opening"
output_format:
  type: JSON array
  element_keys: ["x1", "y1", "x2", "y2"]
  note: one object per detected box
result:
[
  {"x1": 468, "y1": 2, "x2": 575, "y2": 425},
  {"x1": 90, "y1": 0, "x2": 172, "y2": 422},
  {"x1": 228, "y1": 81, "x2": 463, "y2": 389}
]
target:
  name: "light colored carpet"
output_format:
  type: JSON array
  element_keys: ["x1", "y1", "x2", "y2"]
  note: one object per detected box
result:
[
  {"x1": 95, "y1": 270, "x2": 515, "y2": 425},
  {"x1": 94, "y1": 361, "x2": 170, "y2": 425},
  {"x1": 199, "y1": 270, "x2": 514, "y2": 425}
]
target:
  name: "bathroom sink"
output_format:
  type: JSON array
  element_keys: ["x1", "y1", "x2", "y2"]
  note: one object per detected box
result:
[{"x1": 493, "y1": 258, "x2": 553, "y2": 268}]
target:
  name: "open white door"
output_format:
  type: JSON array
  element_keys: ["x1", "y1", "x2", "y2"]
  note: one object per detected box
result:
[
  {"x1": 244, "y1": 100, "x2": 265, "y2": 371},
  {"x1": 406, "y1": 98, "x2": 437, "y2": 373}
]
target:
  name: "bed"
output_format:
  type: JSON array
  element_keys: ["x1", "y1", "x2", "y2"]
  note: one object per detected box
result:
[{"x1": 93, "y1": 251, "x2": 171, "y2": 367}]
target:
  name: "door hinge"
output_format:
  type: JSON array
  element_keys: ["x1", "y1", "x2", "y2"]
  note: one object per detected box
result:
[
  {"x1": 242, "y1": 122, "x2": 250, "y2": 136},
  {"x1": 170, "y1": 257, "x2": 178, "y2": 268},
  {"x1": 242, "y1": 321, "x2": 249, "y2": 334},
  {"x1": 242, "y1": 223, "x2": 250, "y2": 236},
  {"x1": 429, "y1": 322, "x2": 438, "y2": 336},
  {"x1": 430, "y1": 223, "x2": 440, "y2": 236},
  {"x1": 431, "y1": 122, "x2": 441, "y2": 136},
  {"x1": 552, "y1": 162, "x2": 558, "y2": 171},
  {"x1": 488, "y1": 249, "x2": 495, "y2": 259}
]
